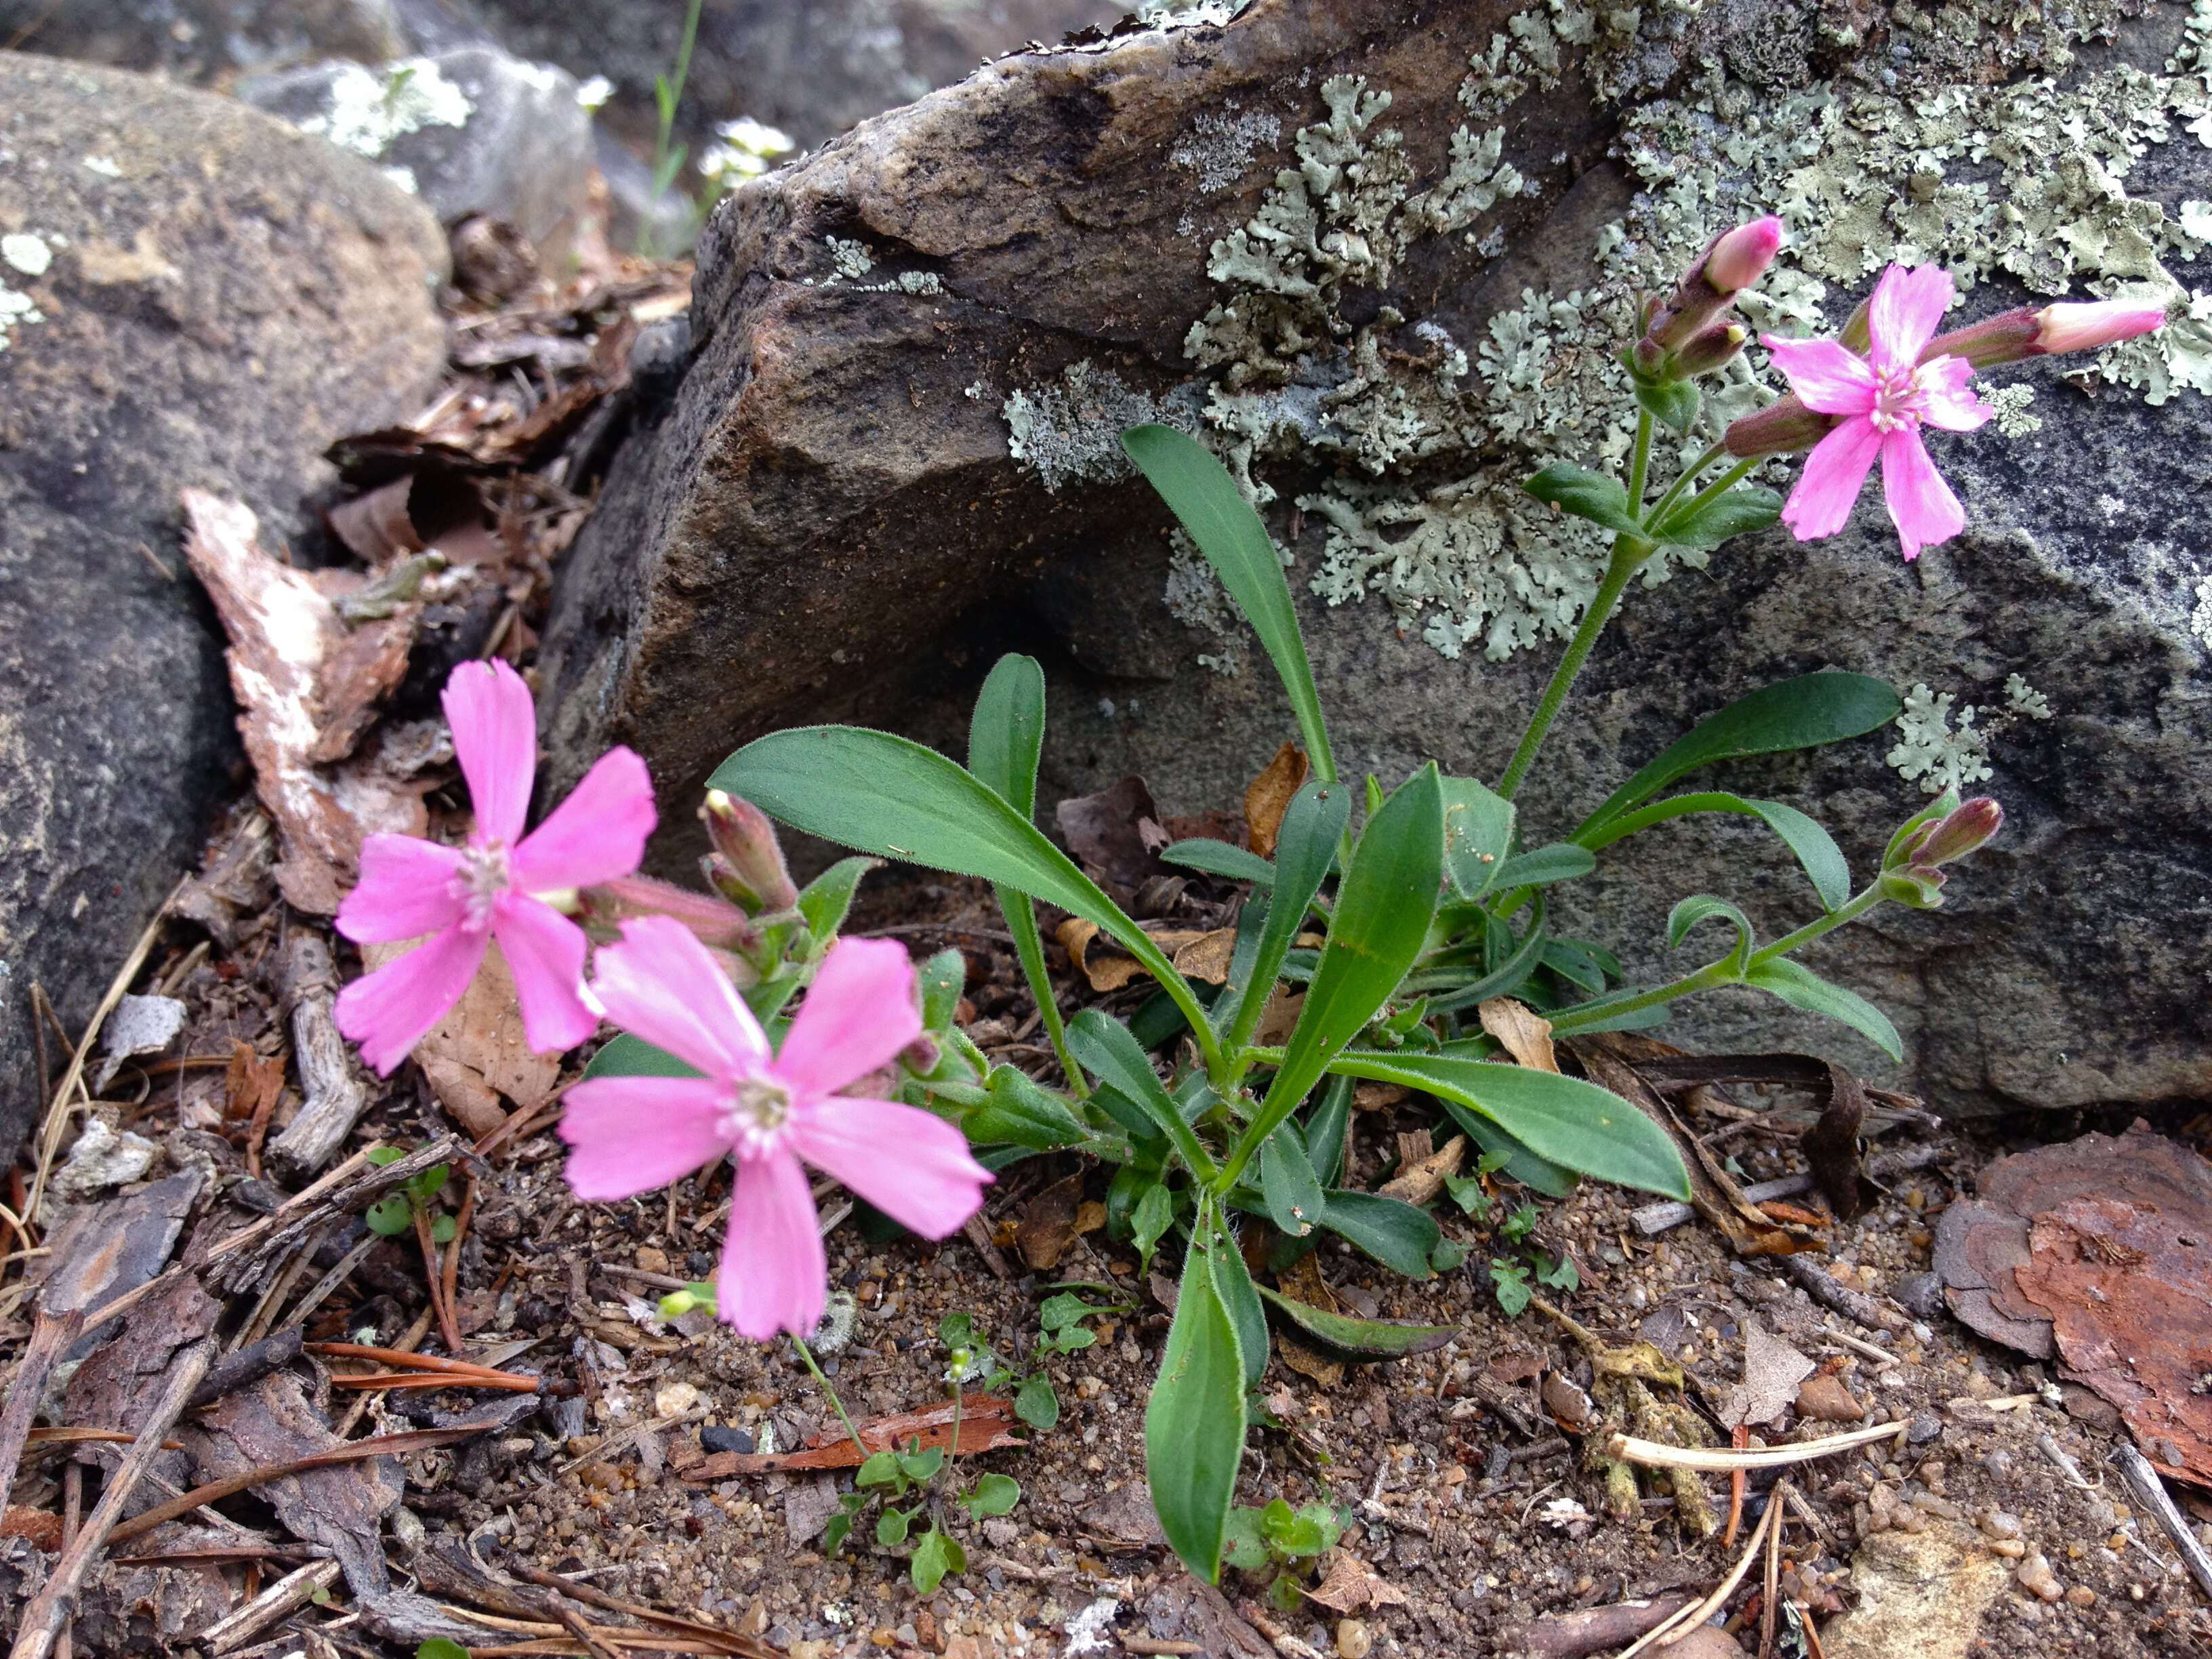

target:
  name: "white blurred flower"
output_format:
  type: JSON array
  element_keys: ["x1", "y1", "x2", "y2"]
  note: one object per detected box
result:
[
  {"x1": 575, "y1": 74, "x2": 613, "y2": 112},
  {"x1": 698, "y1": 115, "x2": 796, "y2": 192}
]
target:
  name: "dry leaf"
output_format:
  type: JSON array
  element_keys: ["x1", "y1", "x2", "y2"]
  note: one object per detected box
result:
[
  {"x1": 1272, "y1": 1252, "x2": 1347, "y2": 1386},
  {"x1": 362, "y1": 937, "x2": 560, "y2": 1130},
  {"x1": 224, "y1": 1040, "x2": 286, "y2": 1126},
  {"x1": 1479, "y1": 997, "x2": 1559, "y2": 1072},
  {"x1": 1721, "y1": 1319, "x2": 1817, "y2": 1429},
  {"x1": 1278, "y1": 1332, "x2": 1345, "y2": 1388},
  {"x1": 1017, "y1": 1172, "x2": 1088, "y2": 1271},
  {"x1": 682, "y1": 1395, "x2": 1023, "y2": 1477},
  {"x1": 1252, "y1": 987, "x2": 1304, "y2": 1046},
  {"x1": 1380, "y1": 1133, "x2": 1466, "y2": 1205},
  {"x1": 1054, "y1": 775, "x2": 1168, "y2": 894},
  {"x1": 1244, "y1": 741, "x2": 1309, "y2": 857},
  {"x1": 0, "y1": 1507, "x2": 61, "y2": 1550},
  {"x1": 1170, "y1": 927, "x2": 1237, "y2": 985},
  {"x1": 1351, "y1": 1081, "x2": 1408, "y2": 1111},
  {"x1": 1306, "y1": 1551, "x2": 1408, "y2": 1613},
  {"x1": 182, "y1": 491, "x2": 429, "y2": 914},
  {"x1": 1056, "y1": 918, "x2": 1230, "y2": 991}
]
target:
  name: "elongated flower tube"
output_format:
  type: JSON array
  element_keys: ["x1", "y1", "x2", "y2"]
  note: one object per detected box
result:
[
  {"x1": 1639, "y1": 216, "x2": 1785, "y2": 361},
  {"x1": 1879, "y1": 796, "x2": 2004, "y2": 907},
  {"x1": 335, "y1": 661, "x2": 655, "y2": 1075},
  {"x1": 559, "y1": 918, "x2": 991, "y2": 1340}
]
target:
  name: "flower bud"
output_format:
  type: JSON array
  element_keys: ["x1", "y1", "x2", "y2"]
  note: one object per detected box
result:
[
  {"x1": 1898, "y1": 796, "x2": 2005, "y2": 869},
  {"x1": 701, "y1": 790, "x2": 798, "y2": 913},
  {"x1": 1723, "y1": 392, "x2": 1835, "y2": 458},
  {"x1": 2032, "y1": 298, "x2": 2168, "y2": 355},
  {"x1": 581, "y1": 872, "x2": 758, "y2": 953},
  {"x1": 1918, "y1": 305, "x2": 2042, "y2": 369},
  {"x1": 900, "y1": 1033, "x2": 942, "y2": 1076},
  {"x1": 1671, "y1": 320, "x2": 1748, "y2": 377},
  {"x1": 1838, "y1": 297, "x2": 1872, "y2": 357},
  {"x1": 1705, "y1": 216, "x2": 1783, "y2": 295}
]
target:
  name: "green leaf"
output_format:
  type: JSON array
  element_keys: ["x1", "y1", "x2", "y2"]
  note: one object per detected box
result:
[
  {"x1": 1131, "y1": 1181, "x2": 1176, "y2": 1269},
  {"x1": 365, "y1": 1195, "x2": 413, "y2": 1237},
  {"x1": 1650, "y1": 483, "x2": 1783, "y2": 550},
  {"x1": 1202, "y1": 1204, "x2": 1269, "y2": 1390},
  {"x1": 1256, "y1": 1286, "x2": 1458, "y2": 1357},
  {"x1": 1229, "y1": 781, "x2": 1349, "y2": 1055},
  {"x1": 966, "y1": 1067, "x2": 1094, "y2": 1153},
  {"x1": 1067, "y1": 1010, "x2": 1216, "y2": 1179},
  {"x1": 914, "y1": 948, "x2": 967, "y2": 1033},
  {"x1": 1583, "y1": 793, "x2": 1851, "y2": 913},
  {"x1": 1492, "y1": 843, "x2": 1597, "y2": 890},
  {"x1": 878, "y1": 1507, "x2": 912, "y2": 1547},
  {"x1": 1490, "y1": 1258, "x2": 1533, "y2": 1316},
  {"x1": 1431, "y1": 1237, "x2": 1469, "y2": 1271},
  {"x1": 1434, "y1": 1101, "x2": 1579, "y2": 1199},
  {"x1": 1324, "y1": 1052, "x2": 1689, "y2": 1199},
  {"x1": 1576, "y1": 673, "x2": 1902, "y2": 841},
  {"x1": 796, "y1": 855, "x2": 878, "y2": 942},
  {"x1": 416, "y1": 1642, "x2": 472, "y2": 1659},
  {"x1": 1122, "y1": 426, "x2": 1334, "y2": 781},
  {"x1": 407, "y1": 1165, "x2": 449, "y2": 1202},
  {"x1": 1162, "y1": 838, "x2": 1277, "y2": 886},
  {"x1": 1015, "y1": 1373, "x2": 1060, "y2": 1429},
  {"x1": 365, "y1": 1147, "x2": 407, "y2": 1168},
  {"x1": 714, "y1": 727, "x2": 1211, "y2": 1050},
  {"x1": 1038, "y1": 1292, "x2": 1094, "y2": 1332},
  {"x1": 1304, "y1": 1074, "x2": 1353, "y2": 1188},
  {"x1": 1522, "y1": 462, "x2": 1641, "y2": 536},
  {"x1": 1317, "y1": 1190, "x2": 1439, "y2": 1277},
  {"x1": 968, "y1": 654, "x2": 1046, "y2": 821},
  {"x1": 581, "y1": 1032, "x2": 707, "y2": 1081},
  {"x1": 964, "y1": 1472, "x2": 1022, "y2": 1519},
  {"x1": 857, "y1": 1451, "x2": 902, "y2": 1488},
  {"x1": 1635, "y1": 375, "x2": 1702, "y2": 434},
  {"x1": 1258, "y1": 1126, "x2": 1327, "y2": 1240},
  {"x1": 1223, "y1": 1505, "x2": 1270, "y2": 1572},
  {"x1": 910, "y1": 1526, "x2": 964, "y2": 1595},
  {"x1": 429, "y1": 1214, "x2": 457, "y2": 1245},
  {"x1": 1252, "y1": 764, "x2": 1445, "y2": 1154},
  {"x1": 1145, "y1": 1204, "x2": 1248, "y2": 1582},
  {"x1": 1744, "y1": 958, "x2": 1904, "y2": 1061},
  {"x1": 1440, "y1": 775, "x2": 1516, "y2": 899},
  {"x1": 1667, "y1": 894, "x2": 1755, "y2": 976}
]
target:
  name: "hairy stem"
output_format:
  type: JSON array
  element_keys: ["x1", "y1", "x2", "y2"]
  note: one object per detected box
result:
[
  {"x1": 1625, "y1": 409, "x2": 1654, "y2": 510},
  {"x1": 792, "y1": 1334, "x2": 869, "y2": 1462},
  {"x1": 1641, "y1": 441, "x2": 1728, "y2": 525},
  {"x1": 1496, "y1": 535, "x2": 1654, "y2": 800}
]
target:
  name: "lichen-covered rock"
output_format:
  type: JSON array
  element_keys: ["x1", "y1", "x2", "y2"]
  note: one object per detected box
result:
[
  {"x1": 0, "y1": 56, "x2": 447, "y2": 1162},
  {"x1": 537, "y1": 0, "x2": 2212, "y2": 1115}
]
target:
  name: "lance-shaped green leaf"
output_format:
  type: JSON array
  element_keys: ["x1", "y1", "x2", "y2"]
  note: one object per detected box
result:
[
  {"x1": 1582, "y1": 792, "x2": 1851, "y2": 912},
  {"x1": 1067, "y1": 1010, "x2": 1217, "y2": 1180},
  {"x1": 1145, "y1": 1201, "x2": 1247, "y2": 1582},
  {"x1": 1523, "y1": 462, "x2": 1641, "y2": 536},
  {"x1": 1744, "y1": 958, "x2": 1903, "y2": 1062},
  {"x1": 581, "y1": 1033, "x2": 704, "y2": 1081},
  {"x1": 964, "y1": 1067, "x2": 1097, "y2": 1153},
  {"x1": 1575, "y1": 674, "x2": 1902, "y2": 842},
  {"x1": 1227, "y1": 779, "x2": 1349, "y2": 1052},
  {"x1": 1668, "y1": 894, "x2": 1755, "y2": 977},
  {"x1": 1162, "y1": 839, "x2": 1277, "y2": 886},
  {"x1": 1258, "y1": 1125, "x2": 1326, "y2": 1240},
  {"x1": 1650, "y1": 482, "x2": 1782, "y2": 550},
  {"x1": 712, "y1": 726, "x2": 1216, "y2": 1061},
  {"x1": 1204, "y1": 1204, "x2": 1269, "y2": 1389},
  {"x1": 1433, "y1": 1100, "x2": 1579, "y2": 1197},
  {"x1": 1122, "y1": 425, "x2": 1334, "y2": 782},
  {"x1": 1492, "y1": 843, "x2": 1597, "y2": 890},
  {"x1": 1440, "y1": 775, "x2": 1515, "y2": 899},
  {"x1": 796, "y1": 855, "x2": 878, "y2": 941},
  {"x1": 1229, "y1": 765, "x2": 1444, "y2": 1187},
  {"x1": 1325, "y1": 1051, "x2": 1689, "y2": 1199},
  {"x1": 1305, "y1": 1074, "x2": 1353, "y2": 1187},
  {"x1": 1256, "y1": 1286, "x2": 1459, "y2": 1358},
  {"x1": 1317, "y1": 1189, "x2": 1440, "y2": 1278}
]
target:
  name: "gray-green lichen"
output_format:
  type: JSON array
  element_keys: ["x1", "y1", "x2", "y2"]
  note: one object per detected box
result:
[{"x1": 1003, "y1": 361, "x2": 1204, "y2": 494}]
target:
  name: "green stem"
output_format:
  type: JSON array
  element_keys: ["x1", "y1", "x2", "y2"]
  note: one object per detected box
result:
[
  {"x1": 1495, "y1": 535, "x2": 1654, "y2": 800},
  {"x1": 792, "y1": 1335, "x2": 869, "y2": 1462},
  {"x1": 1748, "y1": 884, "x2": 1884, "y2": 966},
  {"x1": 1641, "y1": 441, "x2": 1727, "y2": 526},
  {"x1": 998, "y1": 888, "x2": 1086, "y2": 1097},
  {"x1": 1650, "y1": 457, "x2": 1759, "y2": 537},
  {"x1": 1624, "y1": 409, "x2": 1654, "y2": 510}
]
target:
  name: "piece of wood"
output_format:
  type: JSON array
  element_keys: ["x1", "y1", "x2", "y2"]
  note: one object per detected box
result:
[
  {"x1": 1494, "y1": 1596, "x2": 1699, "y2": 1659},
  {"x1": 8, "y1": 1336, "x2": 213, "y2": 1659},
  {"x1": 264, "y1": 935, "x2": 370, "y2": 1177},
  {"x1": 205, "y1": 1559, "x2": 344, "y2": 1655},
  {"x1": 680, "y1": 1394, "x2": 1025, "y2": 1478},
  {"x1": 0, "y1": 1307, "x2": 85, "y2": 1481},
  {"x1": 2111, "y1": 1441, "x2": 2212, "y2": 1603}
]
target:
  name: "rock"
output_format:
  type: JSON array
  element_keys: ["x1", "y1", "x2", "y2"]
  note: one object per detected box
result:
[
  {"x1": 1820, "y1": 1522, "x2": 2010, "y2": 1659},
  {"x1": 536, "y1": 0, "x2": 2212, "y2": 1118},
  {"x1": 0, "y1": 1, "x2": 409, "y2": 83},
  {"x1": 0, "y1": 56, "x2": 447, "y2": 1163},
  {"x1": 699, "y1": 1423, "x2": 754, "y2": 1455},
  {"x1": 1795, "y1": 1374, "x2": 1868, "y2": 1423},
  {"x1": 1334, "y1": 1618, "x2": 1373, "y2": 1659},
  {"x1": 239, "y1": 46, "x2": 592, "y2": 255},
  {"x1": 1663, "y1": 1629, "x2": 1745, "y2": 1659},
  {"x1": 1893, "y1": 1271, "x2": 1946, "y2": 1322}
]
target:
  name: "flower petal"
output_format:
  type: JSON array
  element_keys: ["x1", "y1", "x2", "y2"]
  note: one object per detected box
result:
[
  {"x1": 790, "y1": 1097, "x2": 991, "y2": 1240},
  {"x1": 590, "y1": 914, "x2": 770, "y2": 1080},
  {"x1": 491, "y1": 897, "x2": 598, "y2": 1055},
  {"x1": 336, "y1": 835, "x2": 466, "y2": 943},
  {"x1": 1779, "y1": 415, "x2": 1883, "y2": 541},
  {"x1": 443, "y1": 659, "x2": 537, "y2": 847},
  {"x1": 719, "y1": 1149, "x2": 826, "y2": 1340},
  {"x1": 775, "y1": 937, "x2": 922, "y2": 1097},
  {"x1": 1866, "y1": 263, "x2": 1954, "y2": 375},
  {"x1": 333, "y1": 924, "x2": 487, "y2": 1076},
  {"x1": 1914, "y1": 354, "x2": 1994, "y2": 432},
  {"x1": 1879, "y1": 429, "x2": 1966, "y2": 560},
  {"x1": 1760, "y1": 335, "x2": 1877, "y2": 416},
  {"x1": 512, "y1": 746, "x2": 657, "y2": 894},
  {"x1": 558, "y1": 1074, "x2": 732, "y2": 1200}
]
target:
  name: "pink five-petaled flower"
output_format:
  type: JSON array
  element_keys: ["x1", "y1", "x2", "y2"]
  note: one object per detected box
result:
[
  {"x1": 1763, "y1": 262, "x2": 1995, "y2": 561},
  {"x1": 335, "y1": 660, "x2": 655, "y2": 1076},
  {"x1": 558, "y1": 918, "x2": 992, "y2": 1340}
]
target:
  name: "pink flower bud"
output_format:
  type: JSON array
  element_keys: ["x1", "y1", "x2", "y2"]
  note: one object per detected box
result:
[
  {"x1": 579, "y1": 872, "x2": 759, "y2": 953},
  {"x1": 701, "y1": 789, "x2": 798, "y2": 913},
  {"x1": 1671, "y1": 321, "x2": 1748, "y2": 376},
  {"x1": 1705, "y1": 216, "x2": 1782, "y2": 295},
  {"x1": 1723, "y1": 393, "x2": 1836, "y2": 458},
  {"x1": 1919, "y1": 306, "x2": 2042, "y2": 369},
  {"x1": 2033, "y1": 298, "x2": 2168, "y2": 355},
  {"x1": 1903, "y1": 796, "x2": 2005, "y2": 868}
]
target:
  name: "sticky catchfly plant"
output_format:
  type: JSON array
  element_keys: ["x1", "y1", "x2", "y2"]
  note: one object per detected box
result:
[
  {"x1": 335, "y1": 659, "x2": 655, "y2": 1074},
  {"x1": 559, "y1": 918, "x2": 991, "y2": 1340}
]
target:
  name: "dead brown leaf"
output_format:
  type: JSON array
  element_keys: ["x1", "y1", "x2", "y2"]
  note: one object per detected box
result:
[
  {"x1": 362, "y1": 937, "x2": 560, "y2": 1131},
  {"x1": 1351, "y1": 1081, "x2": 1408, "y2": 1111},
  {"x1": 1055, "y1": 918, "x2": 1231, "y2": 991},
  {"x1": 1721, "y1": 1319, "x2": 1817, "y2": 1429},
  {"x1": 1054, "y1": 775, "x2": 1170, "y2": 895},
  {"x1": 1305, "y1": 1550, "x2": 1408, "y2": 1613},
  {"x1": 182, "y1": 491, "x2": 430, "y2": 914},
  {"x1": 1017, "y1": 1173, "x2": 1087, "y2": 1271},
  {"x1": 1380, "y1": 1132, "x2": 1466, "y2": 1206},
  {"x1": 1479, "y1": 997, "x2": 1559, "y2": 1072},
  {"x1": 1252, "y1": 987, "x2": 1304, "y2": 1047},
  {"x1": 1272, "y1": 1252, "x2": 1347, "y2": 1386},
  {"x1": 0, "y1": 1507, "x2": 61, "y2": 1550},
  {"x1": 1170, "y1": 927, "x2": 1237, "y2": 985},
  {"x1": 682, "y1": 1395, "x2": 1025, "y2": 1478},
  {"x1": 224, "y1": 1040, "x2": 285, "y2": 1126},
  {"x1": 1243, "y1": 741, "x2": 1309, "y2": 857}
]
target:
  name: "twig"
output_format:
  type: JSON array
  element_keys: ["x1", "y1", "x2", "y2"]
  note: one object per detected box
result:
[
  {"x1": 1722, "y1": 1424, "x2": 1749, "y2": 1551},
  {"x1": 204, "y1": 1559, "x2": 344, "y2": 1655},
  {"x1": 274, "y1": 1237, "x2": 377, "y2": 1335},
  {"x1": 7, "y1": 1337, "x2": 213, "y2": 1659},
  {"x1": 1760, "y1": 1477, "x2": 1782, "y2": 1658},
  {"x1": 326, "y1": 1371, "x2": 539, "y2": 1393},
  {"x1": 1778, "y1": 1256, "x2": 1906, "y2": 1333},
  {"x1": 503, "y1": 1562, "x2": 756, "y2": 1650},
  {"x1": 1820, "y1": 1324, "x2": 1898, "y2": 1369},
  {"x1": 415, "y1": 1207, "x2": 462, "y2": 1355},
  {"x1": 1607, "y1": 1420, "x2": 1902, "y2": 1471},
  {"x1": 2034, "y1": 1433, "x2": 2097, "y2": 1492},
  {"x1": 54, "y1": 1462, "x2": 79, "y2": 1659},
  {"x1": 1618, "y1": 1484, "x2": 1784, "y2": 1659},
  {"x1": 306, "y1": 1342, "x2": 523, "y2": 1379},
  {"x1": 963, "y1": 1211, "x2": 1012, "y2": 1280},
  {"x1": 441, "y1": 1174, "x2": 478, "y2": 1342},
  {"x1": 263, "y1": 933, "x2": 369, "y2": 1177},
  {"x1": 333, "y1": 1307, "x2": 432, "y2": 1437},
  {"x1": 545, "y1": 1597, "x2": 621, "y2": 1659},
  {"x1": 1631, "y1": 1145, "x2": 1944, "y2": 1235},
  {"x1": 2110, "y1": 1442, "x2": 2212, "y2": 1602},
  {"x1": 0, "y1": 1307, "x2": 87, "y2": 1481}
]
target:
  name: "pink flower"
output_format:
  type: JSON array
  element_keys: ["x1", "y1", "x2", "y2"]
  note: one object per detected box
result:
[
  {"x1": 2032, "y1": 298, "x2": 2168, "y2": 355},
  {"x1": 1705, "y1": 216, "x2": 1783, "y2": 294},
  {"x1": 1763, "y1": 264, "x2": 1994, "y2": 560},
  {"x1": 335, "y1": 660, "x2": 655, "y2": 1075},
  {"x1": 559, "y1": 918, "x2": 991, "y2": 1340}
]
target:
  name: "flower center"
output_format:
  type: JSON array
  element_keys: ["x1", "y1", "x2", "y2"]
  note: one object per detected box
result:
[
  {"x1": 451, "y1": 840, "x2": 512, "y2": 930},
  {"x1": 724, "y1": 1076, "x2": 793, "y2": 1159},
  {"x1": 1868, "y1": 363, "x2": 1931, "y2": 433}
]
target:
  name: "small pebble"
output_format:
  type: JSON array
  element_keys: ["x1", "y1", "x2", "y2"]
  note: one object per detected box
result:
[
  {"x1": 1665, "y1": 1628, "x2": 1746, "y2": 1658},
  {"x1": 1906, "y1": 1408, "x2": 1944, "y2": 1445},
  {"x1": 1979, "y1": 1509, "x2": 2024, "y2": 1540},
  {"x1": 1893, "y1": 1271, "x2": 1945, "y2": 1319},
  {"x1": 1336, "y1": 1618, "x2": 1373, "y2": 1659},
  {"x1": 2017, "y1": 1551, "x2": 2063, "y2": 1602},
  {"x1": 2066, "y1": 1586, "x2": 2097, "y2": 1607},
  {"x1": 701, "y1": 1424, "x2": 755, "y2": 1454},
  {"x1": 1988, "y1": 1538, "x2": 2027, "y2": 1558},
  {"x1": 655, "y1": 1380, "x2": 703, "y2": 1418},
  {"x1": 1797, "y1": 1374, "x2": 1866, "y2": 1422}
]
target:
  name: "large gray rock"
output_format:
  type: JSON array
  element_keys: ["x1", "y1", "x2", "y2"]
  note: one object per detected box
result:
[
  {"x1": 0, "y1": 1, "x2": 409, "y2": 83},
  {"x1": 0, "y1": 55, "x2": 447, "y2": 1161},
  {"x1": 537, "y1": 0, "x2": 2212, "y2": 1116}
]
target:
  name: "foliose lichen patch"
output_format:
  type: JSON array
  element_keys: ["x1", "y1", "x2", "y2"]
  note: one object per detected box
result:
[{"x1": 295, "y1": 59, "x2": 474, "y2": 195}]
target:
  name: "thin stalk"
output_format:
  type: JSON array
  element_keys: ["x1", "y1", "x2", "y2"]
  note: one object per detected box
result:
[
  {"x1": 1641, "y1": 440, "x2": 1727, "y2": 525},
  {"x1": 1650, "y1": 455, "x2": 1759, "y2": 537},
  {"x1": 792, "y1": 1335, "x2": 868, "y2": 1462},
  {"x1": 996, "y1": 888, "x2": 1086, "y2": 1097},
  {"x1": 1495, "y1": 534, "x2": 1654, "y2": 800},
  {"x1": 1624, "y1": 409, "x2": 1654, "y2": 510},
  {"x1": 1748, "y1": 884, "x2": 1883, "y2": 965}
]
